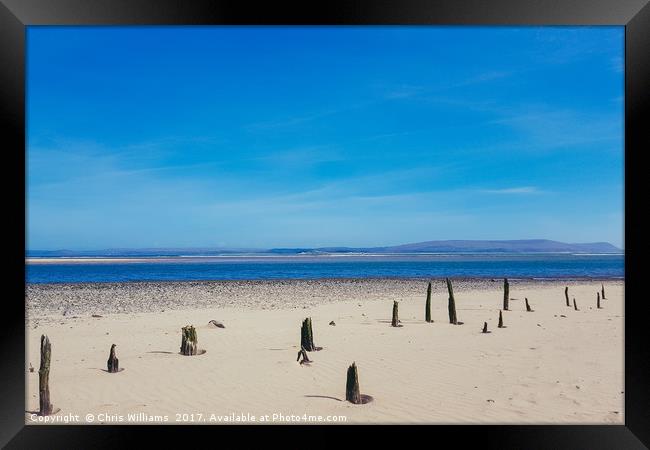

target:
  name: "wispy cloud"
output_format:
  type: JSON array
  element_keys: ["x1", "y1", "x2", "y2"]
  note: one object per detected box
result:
[{"x1": 478, "y1": 186, "x2": 543, "y2": 195}]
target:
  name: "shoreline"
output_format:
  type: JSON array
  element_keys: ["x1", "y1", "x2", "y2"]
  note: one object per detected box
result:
[
  {"x1": 26, "y1": 252, "x2": 625, "y2": 265},
  {"x1": 27, "y1": 277, "x2": 624, "y2": 321},
  {"x1": 26, "y1": 274, "x2": 625, "y2": 285}
]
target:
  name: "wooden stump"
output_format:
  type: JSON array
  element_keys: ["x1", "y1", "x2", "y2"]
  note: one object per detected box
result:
[
  {"x1": 503, "y1": 278, "x2": 510, "y2": 311},
  {"x1": 425, "y1": 281, "x2": 433, "y2": 323},
  {"x1": 565, "y1": 286, "x2": 570, "y2": 307},
  {"x1": 391, "y1": 301, "x2": 400, "y2": 327},
  {"x1": 597, "y1": 292, "x2": 602, "y2": 309},
  {"x1": 573, "y1": 298, "x2": 579, "y2": 311},
  {"x1": 180, "y1": 325, "x2": 198, "y2": 356},
  {"x1": 346, "y1": 362, "x2": 361, "y2": 404},
  {"x1": 39, "y1": 335, "x2": 53, "y2": 416},
  {"x1": 482, "y1": 322, "x2": 489, "y2": 333},
  {"x1": 525, "y1": 297, "x2": 533, "y2": 312},
  {"x1": 446, "y1": 277, "x2": 458, "y2": 325},
  {"x1": 107, "y1": 344, "x2": 119, "y2": 373},
  {"x1": 297, "y1": 346, "x2": 311, "y2": 365},
  {"x1": 301, "y1": 318, "x2": 315, "y2": 351},
  {"x1": 601, "y1": 284, "x2": 606, "y2": 300},
  {"x1": 498, "y1": 310, "x2": 504, "y2": 328}
]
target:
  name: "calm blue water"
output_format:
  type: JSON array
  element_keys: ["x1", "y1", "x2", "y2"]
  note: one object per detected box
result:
[{"x1": 26, "y1": 254, "x2": 624, "y2": 284}]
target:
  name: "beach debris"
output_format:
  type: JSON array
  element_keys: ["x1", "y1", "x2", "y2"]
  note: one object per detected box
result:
[
  {"x1": 92, "y1": 314, "x2": 102, "y2": 318},
  {"x1": 560, "y1": 314, "x2": 567, "y2": 318},
  {"x1": 346, "y1": 362, "x2": 361, "y2": 404},
  {"x1": 503, "y1": 278, "x2": 510, "y2": 311},
  {"x1": 573, "y1": 298, "x2": 579, "y2": 311},
  {"x1": 107, "y1": 344, "x2": 120, "y2": 373},
  {"x1": 486, "y1": 399, "x2": 495, "y2": 403},
  {"x1": 597, "y1": 292, "x2": 602, "y2": 309},
  {"x1": 208, "y1": 320, "x2": 225, "y2": 328},
  {"x1": 180, "y1": 325, "x2": 199, "y2": 356},
  {"x1": 565, "y1": 287, "x2": 570, "y2": 307},
  {"x1": 39, "y1": 335, "x2": 53, "y2": 416},
  {"x1": 482, "y1": 322, "x2": 490, "y2": 333},
  {"x1": 425, "y1": 281, "x2": 433, "y2": 323},
  {"x1": 301, "y1": 317, "x2": 321, "y2": 351},
  {"x1": 602, "y1": 284, "x2": 606, "y2": 300},
  {"x1": 296, "y1": 347, "x2": 311, "y2": 365},
  {"x1": 446, "y1": 278, "x2": 458, "y2": 325},
  {"x1": 498, "y1": 310, "x2": 505, "y2": 328},
  {"x1": 391, "y1": 301, "x2": 400, "y2": 327},
  {"x1": 29, "y1": 362, "x2": 34, "y2": 373},
  {"x1": 329, "y1": 321, "x2": 336, "y2": 326},
  {"x1": 525, "y1": 297, "x2": 534, "y2": 312}
]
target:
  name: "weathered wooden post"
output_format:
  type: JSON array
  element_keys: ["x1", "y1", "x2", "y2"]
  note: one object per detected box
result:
[
  {"x1": 597, "y1": 292, "x2": 602, "y2": 309},
  {"x1": 503, "y1": 278, "x2": 510, "y2": 311},
  {"x1": 525, "y1": 297, "x2": 533, "y2": 312},
  {"x1": 573, "y1": 298, "x2": 579, "y2": 311},
  {"x1": 446, "y1": 277, "x2": 458, "y2": 324},
  {"x1": 107, "y1": 344, "x2": 119, "y2": 373},
  {"x1": 498, "y1": 310, "x2": 504, "y2": 328},
  {"x1": 346, "y1": 362, "x2": 361, "y2": 404},
  {"x1": 601, "y1": 284, "x2": 606, "y2": 300},
  {"x1": 425, "y1": 281, "x2": 433, "y2": 323},
  {"x1": 180, "y1": 325, "x2": 198, "y2": 356},
  {"x1": 392, "y1": 301, "x2": 400, "y2": 327},
  {"x1": 482, "y1": 322, "x2": 489, "y2": 333},
  {"x1": 297, "y1": 346, "x2": 311, "y2": 364},
  {"x1": 565, "y1": 286, "x2": 570, "y2": 307},
  {"x1": 301, "y1": 317, "x2": 316, "y2": 351},
  {"x1": 39, "y1": 335, "x2": 53, "y2": 416}
]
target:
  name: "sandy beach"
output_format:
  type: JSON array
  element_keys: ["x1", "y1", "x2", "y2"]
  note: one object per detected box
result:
[{"x1": 25, "y1": 278, "x2": 624, "y2": 424}]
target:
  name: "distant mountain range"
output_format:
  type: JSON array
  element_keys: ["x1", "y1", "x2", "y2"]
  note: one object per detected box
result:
[{"x1": 27, "y1": 239, "x2": 622, "y2": 257}]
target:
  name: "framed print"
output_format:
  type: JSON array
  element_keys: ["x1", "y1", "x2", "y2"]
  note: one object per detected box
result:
[{"x1": 1, "y1": 0, "x2": 648, "y2": 448}]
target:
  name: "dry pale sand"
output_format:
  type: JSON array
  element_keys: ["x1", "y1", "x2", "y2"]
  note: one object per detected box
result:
[{"x1": 25, "y1": 279, "x2": 624, "y2": 424}]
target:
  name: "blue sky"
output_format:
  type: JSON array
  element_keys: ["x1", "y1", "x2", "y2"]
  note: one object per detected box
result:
[{"x1": 27, "y1": 26, "x2": 624, "y2": 250}]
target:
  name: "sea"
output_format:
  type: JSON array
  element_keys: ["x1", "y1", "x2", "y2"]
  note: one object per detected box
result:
[{"x1": 25, "y1": 253, "x2": 624, "y2": 284}]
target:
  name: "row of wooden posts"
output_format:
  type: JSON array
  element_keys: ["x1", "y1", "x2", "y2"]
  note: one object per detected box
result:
[{"x1": 35, "y1": 280, "x2": 609, "y2": 414}]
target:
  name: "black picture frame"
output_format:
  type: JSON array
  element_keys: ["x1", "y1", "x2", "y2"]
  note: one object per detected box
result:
[{"x1": 1, "y1": 0, "x2": 648, "y2": 448}]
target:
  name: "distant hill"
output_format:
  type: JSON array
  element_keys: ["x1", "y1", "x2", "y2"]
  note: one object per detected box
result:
[
  {"x1": 28, "y1": 239, "x2": 622, "y2": 258},
  {"x1": 365, "y1": 239, "x2": 622, "y2": 254}
]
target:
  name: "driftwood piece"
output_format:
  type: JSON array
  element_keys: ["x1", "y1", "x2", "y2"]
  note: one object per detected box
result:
[
  {"x1": 503, "y1": 278, "x2": 510, "y2": 311},
  {"x1": 346, "y1": 362, "x2": 361, "y2": 404},
  {"x1": 39, "y1": 335, "x2": 53, "y2": 416},
  {"x1": 425, "y1": 281, "x2": 433, "y2": 323},
  {"x1": 180, "y1": 325, "x2": 198, "y2": 356},
  {"x1": 391, "y1": 301, "x2": 400, "y2": 327},
  {"x1": 329, "y1": 321, "x2": 336, "y2": 326},
  {"x1": 208, "y1": 320, "x2": 225, "y2": 328},
  {"x1": 446, "y1": 278, "x2": 458, "y2": 325},
  {"x1": 107, "y1": 344, "x2": 119, "y2": 373},
  {"x1": 297, "y1": 347, "x2": 311, "y2": 365}
]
